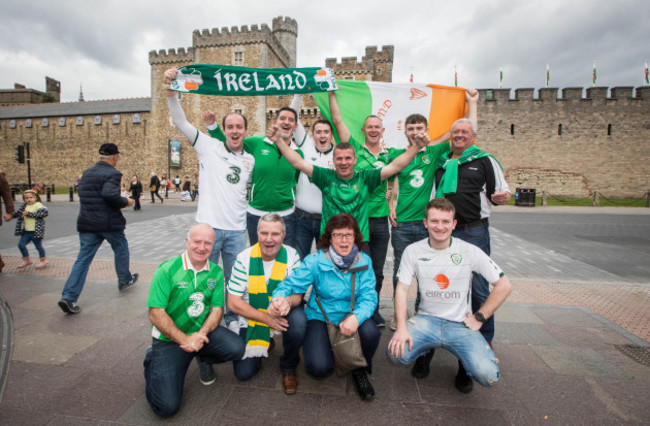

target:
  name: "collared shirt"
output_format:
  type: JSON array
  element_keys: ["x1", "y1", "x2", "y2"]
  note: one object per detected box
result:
[{"x1": 147, "y1": 252, "x2": 225, "y2": 341}]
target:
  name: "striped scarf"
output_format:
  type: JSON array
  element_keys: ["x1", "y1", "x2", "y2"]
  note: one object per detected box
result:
[{"x1": 243, "y1": 243, "x2": 288, "y2": 359}]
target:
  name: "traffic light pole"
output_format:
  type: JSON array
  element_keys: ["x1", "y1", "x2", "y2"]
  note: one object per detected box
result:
[{"x1": 25, "y1": 142, "x2": 32, "y2": 188}]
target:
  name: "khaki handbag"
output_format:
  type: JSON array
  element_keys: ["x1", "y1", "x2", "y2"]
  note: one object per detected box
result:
[{"x1": 314, "y1": 264, "x2": 369, "y2": 376}]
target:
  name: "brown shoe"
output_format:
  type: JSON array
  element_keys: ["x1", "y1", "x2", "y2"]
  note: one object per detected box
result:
[{"x1": 281, "y1": 372, "x2": 298, "y2": 395}]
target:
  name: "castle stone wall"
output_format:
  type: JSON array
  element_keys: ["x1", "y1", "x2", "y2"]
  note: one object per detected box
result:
[{"x1": 477, "y1": 87, "x2": 650, "y2": 197}]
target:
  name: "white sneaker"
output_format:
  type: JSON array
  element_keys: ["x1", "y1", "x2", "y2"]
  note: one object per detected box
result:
[{"x1": 389, "y1": 318, "x2": 397, "y2": 331}]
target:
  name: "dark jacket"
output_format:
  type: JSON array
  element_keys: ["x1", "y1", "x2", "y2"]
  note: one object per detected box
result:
[
  {"x1": 129, "y1": 181, "x2": 143, "y2": 198},
  {"x1": 77, "y1": 161, "x2": 129, "y2": 233}
]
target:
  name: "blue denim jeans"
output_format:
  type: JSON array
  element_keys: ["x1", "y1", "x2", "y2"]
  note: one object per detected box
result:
[
  {"x1": 303, "y1": 318, "x2": 380, "y2": 377},
  {"x1": 210, "y1": 228, "x2": 247, "y2": 325},
  {"x1": 232, "y1": 304, "x2": 307, "y2": 380},
  {"x1": 452, "y1": 222, "x2": 494, "y2": 343},
  {"x1": 294, "y1": 210, "x2": 321, "y2": 260},
  {"x1": 391, "y1": 220, "x2": 428, "y2": 291},
  {"x1": 143, "y1": 326, "x2": 244, "y2": 417},
  {"x1": 367, "y1": 216, "x2": 390, "y2": 296},
  {"x1": 61, "y1": 231, "x2": 132, "y2": 302},
  {"x1": 247, "y1": 212, "x2": 296, "y2": 248},
  {"x1": 18, "y1": 231, "x2": 46, "y2": 258},
  {"x1": 386, "y1": 314, "x2": 499, "y2": 387}
]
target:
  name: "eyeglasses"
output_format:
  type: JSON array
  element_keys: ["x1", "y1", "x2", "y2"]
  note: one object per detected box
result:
[{"x1": 332, "y1": 232, "x2": 354, "y2": 241}]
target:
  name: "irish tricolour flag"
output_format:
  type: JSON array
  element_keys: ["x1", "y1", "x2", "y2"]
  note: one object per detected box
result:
[{"x1": 313, "y1": 80, "x2": 468, "y2": 150}]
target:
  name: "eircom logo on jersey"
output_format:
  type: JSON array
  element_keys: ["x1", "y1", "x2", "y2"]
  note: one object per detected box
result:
[{"x1": 424, "y1": 274, "x2": 461, "y2": 300}]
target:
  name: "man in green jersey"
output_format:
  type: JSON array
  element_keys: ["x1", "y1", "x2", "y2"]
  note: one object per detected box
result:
[
  {"x1": 267, "y1": 125, "x2": 428, "y2": 259},
  {"x1": 144, "y1": 223, "x2": 245, "y2": 417},
  {"x1": 328, "y1": 91, "x2": 392, "y2": 326}
]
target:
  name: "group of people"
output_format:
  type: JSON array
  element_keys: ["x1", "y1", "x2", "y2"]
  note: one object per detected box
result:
[
  {"x1": 4, "y1": 65, "x2": 514, "y2": 417},
  {"x1": 136, "y1": 68, "x2": 515, "y2": 417}
]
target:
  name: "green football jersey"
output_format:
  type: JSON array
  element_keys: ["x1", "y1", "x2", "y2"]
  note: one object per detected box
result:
[
  {"x1": 390, "y1": 144, "x2": 448, "y2": 222},
  {"x1": 147, "y1": 254, "x2": 224, "y2": 342},
  {"x1": 310, "y1": 167, "x2": 382, "y2": 241},
  {"x1": 349, "y1": 136, "x2": 392, "y2": 218}
]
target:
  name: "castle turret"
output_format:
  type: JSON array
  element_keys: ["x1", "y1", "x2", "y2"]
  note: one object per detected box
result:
[
  {"x1": 272, "y1": 16, "x2": 298, "y2": 67},
  {"x1": 45, "y1": 76, "x2": 61, "y2": 102}
]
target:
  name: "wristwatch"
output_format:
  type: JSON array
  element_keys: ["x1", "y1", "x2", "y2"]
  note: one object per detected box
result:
[{"x1": 474, "y1": 312, "x2": 486, "y2": 323}]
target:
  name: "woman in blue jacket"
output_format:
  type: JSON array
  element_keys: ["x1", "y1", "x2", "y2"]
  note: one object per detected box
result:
[{"x1": 272, "y1": 213, "x2": 380, "y2": 401}]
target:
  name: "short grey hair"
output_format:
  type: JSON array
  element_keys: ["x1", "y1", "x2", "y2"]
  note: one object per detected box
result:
[
  {"x1": 99, "y1": 154, "x2": 114, "y2": 160},
  {"x1": 257, "y1": 213, "x2": 286, "y2": 234},
  {"x1": 187, "y1": 223, "x2": 215, "y2": 240},
  {"x1": 451, "y1": 118, "x2": 477, "y2": 136}
]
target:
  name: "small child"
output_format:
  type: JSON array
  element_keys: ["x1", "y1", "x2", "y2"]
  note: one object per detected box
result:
[{"x1": 9, "y1": 190, "x2": 49, "y2": 269}]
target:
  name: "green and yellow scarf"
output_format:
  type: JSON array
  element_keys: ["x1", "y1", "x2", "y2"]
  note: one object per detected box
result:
[{"x1": 243, "y1": 243, "x2": 288, "y2": 359}]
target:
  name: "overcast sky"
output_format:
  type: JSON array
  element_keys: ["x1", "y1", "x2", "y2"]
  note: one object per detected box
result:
[{"x1": 2, "y1": 0, "x2": 649, "y2": 103}]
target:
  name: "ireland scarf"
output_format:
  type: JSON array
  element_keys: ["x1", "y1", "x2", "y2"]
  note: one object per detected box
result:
[
  {"x1": 435, "y1": 145, "x2": 497, "y2": 198},
  {"x1": 244, "y1": 244, "x2": 288, "y2": 359},
  {"x1": 313, "y1": 80, "x2": 467, "y2": 150},
  {"x1": 169, "y1": 64, "x2": 338, "y2": 96}
]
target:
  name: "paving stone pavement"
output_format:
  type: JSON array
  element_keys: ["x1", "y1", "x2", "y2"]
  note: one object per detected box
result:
[{"x1": 0, "y1": 203, "x2": 649, "y2": 424}]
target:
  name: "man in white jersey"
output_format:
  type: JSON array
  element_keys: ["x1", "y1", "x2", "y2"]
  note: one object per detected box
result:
[
  {"x1": 292, "y1": 104, "x2": 335, "y2": 259},
  {"x1": 164, "y1": 67, "x2": 254, "y2": 381},
  {"x1": 387, "y1": 198, "x2": 512, "y2": 393},
  {"x1": 227, "y1": 214, "x2": 305, "y2": 394}
]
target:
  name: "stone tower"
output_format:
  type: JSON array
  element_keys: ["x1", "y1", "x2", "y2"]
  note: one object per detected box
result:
[
  {"x1": 272, "y1": 16, "x2": 298, "y2": 67},
  {"x1": 45, "y1": 76, "x2": 61, "y2": 102}
]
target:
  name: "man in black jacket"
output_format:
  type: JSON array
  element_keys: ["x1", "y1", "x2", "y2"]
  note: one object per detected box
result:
[{"x1": 58, "y1": 143, "x2": 138, "y2": 314}]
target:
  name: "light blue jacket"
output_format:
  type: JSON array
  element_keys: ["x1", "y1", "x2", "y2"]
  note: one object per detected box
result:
[{"x1": 272, "y1": 250, "x2": 377, "y2": 325}]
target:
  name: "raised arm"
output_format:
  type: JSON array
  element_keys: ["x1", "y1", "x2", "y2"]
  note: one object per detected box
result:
[
  {"x1": 328, "y1": 91, "x2": 351, "y2": 143},
  {"x1": 268, "y1": 125, "x2": 314, "y2": 178},
  {"x1": 163, "y1": 68, "x2": 204, "y2": 143},
  {"x1": 290, "y1": 94, "x2": 308, "y2": 147},
  {"x1": 466, "y1": 88, "x2": 478, "y2": 130},
  {"x1": 380, "y1": 137, "x2": 426, "y2": 181}
]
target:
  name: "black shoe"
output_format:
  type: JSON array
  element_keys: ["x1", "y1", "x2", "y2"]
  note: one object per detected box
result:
[
  {"x1": 411, "y1": 349, "x2": 435, "y2": 379},
  {"x1": 352, "y1": 370, "x2": 375, "y2": 401},
  {"x1": 455, "y1": 360, "x2": 474, "y2": 393},
  {"x1": 58, "y1": 298, "x2": 81, "y2": 314},
  {"x1": 197, "y1": 359, "x2": 216, "y2": 386},
  {"x1": 119, "y1": 273, "x2": 139, "y2": 292},
  {"x1": 372, "y1": 311, "x2": 386, "y2": 327}
]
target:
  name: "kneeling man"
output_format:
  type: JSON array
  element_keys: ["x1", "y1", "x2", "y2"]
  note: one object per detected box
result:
[
  {"x1": 144, "y1": 223, "x2": 245, "y2": 417},
  {"x1": 387, "y1": 199, "x2": 512, "y2": 393},
  {"x1": 228, "y1": 213, "x2": 305, "y2": 394}
]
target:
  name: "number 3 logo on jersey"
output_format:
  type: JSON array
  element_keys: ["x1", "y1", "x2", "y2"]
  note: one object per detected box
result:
[
  {"x1": 187, "y1": 292, "x2": 205, "y2": 317},
  {"x1": 226, "y1": 166, "x2": 241, "y2": 184}
]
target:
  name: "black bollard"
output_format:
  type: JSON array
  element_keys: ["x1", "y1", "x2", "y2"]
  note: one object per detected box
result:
[
  {"x1": 10, "y1": 187, "x2": 16, "y2": 202},
  {"x1": 46, "y1": 187, "x2": 51, "y2": 202},
  {"x1": 69, "y1": 187, "x2": 74, "y2": 202}
]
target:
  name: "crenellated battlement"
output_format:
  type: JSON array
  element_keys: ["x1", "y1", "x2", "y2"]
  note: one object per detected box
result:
[
  {"x1": 325, "y1": 45, "x2": 394, "y2": 82},
  {"x1": 479, "y1": 86, "x2": 650, "y2": 103},
  {"x1": 192, "y1": 23, "x2": 273, "y2": 47},
  {"x1": 148, "y1": 47, "x2": 195, "y2": 65},
  {"x1": 272, "y1": 16, "x2": 298, "y2": 36},
  {"x1": 325, "y1": 45, "x2": 394, "y2": 68}
]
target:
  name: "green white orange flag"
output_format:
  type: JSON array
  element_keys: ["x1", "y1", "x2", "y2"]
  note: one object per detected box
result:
[
  {"x1": 313, "y1": 79, "x2": 468, "y2": 150},
  {"x1": 169, "y1": 64, "x2": 338, "y2": 96}
]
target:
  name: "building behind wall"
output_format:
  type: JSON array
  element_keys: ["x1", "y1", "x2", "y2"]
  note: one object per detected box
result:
[{"x1": 0, "y1": 77, "x2": 61, "y2": 106}]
